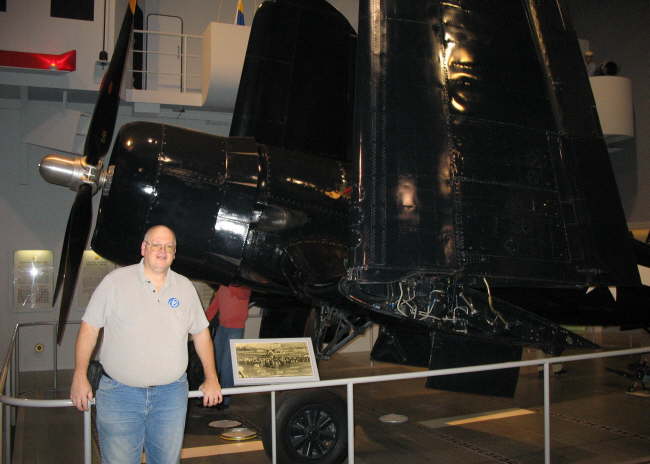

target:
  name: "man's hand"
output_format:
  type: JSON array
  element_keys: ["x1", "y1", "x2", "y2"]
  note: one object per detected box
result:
[
  {"x1": 199, "y1": 377, "x2": 223, "y2": 407},
  {"x1": 192, "y1": 327, "x2": 222, "y2": 407},
  {"x1": 70, "y1": 372, "x2": 93, "y2": 411},
  {"x1": 70, "y1": 321, "x2": 100, "y2": 412}
]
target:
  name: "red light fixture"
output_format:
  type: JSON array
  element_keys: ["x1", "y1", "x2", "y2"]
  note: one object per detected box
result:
[{"x1": 0, "y1": 49, "x2": 76, "y2": 72}]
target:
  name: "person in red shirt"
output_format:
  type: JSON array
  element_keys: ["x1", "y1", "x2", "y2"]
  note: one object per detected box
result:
[{"x1": 205, "y1": 284, "x2": 252, "y2": 407}]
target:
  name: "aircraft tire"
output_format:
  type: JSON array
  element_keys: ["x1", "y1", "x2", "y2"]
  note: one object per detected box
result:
[{"x1": 262, "y1": 389, "x2": 348, "y2": 464}]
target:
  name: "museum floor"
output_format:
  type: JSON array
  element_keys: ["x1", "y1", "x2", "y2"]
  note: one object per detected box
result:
[{"x1": 10, "y1": 329, "x2": 650, "y2": 463}]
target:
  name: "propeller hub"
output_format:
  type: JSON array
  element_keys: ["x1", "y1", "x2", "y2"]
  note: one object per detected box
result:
[{"x1": 39, "y1": 154, "x2": 103, "y2": 194}]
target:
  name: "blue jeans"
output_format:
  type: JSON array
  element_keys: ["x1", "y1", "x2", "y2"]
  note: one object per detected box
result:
[
  {"x1": 96, "y1": 373, "x2": 188, "y2": 464},
  {"x1": 214, "y1": 326, "x2": 245, "y2": 405}
]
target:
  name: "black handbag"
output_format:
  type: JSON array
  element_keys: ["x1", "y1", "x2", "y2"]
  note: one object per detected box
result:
[{"x1": 87, "y1": 360, "x2": 105, "y2": 393}]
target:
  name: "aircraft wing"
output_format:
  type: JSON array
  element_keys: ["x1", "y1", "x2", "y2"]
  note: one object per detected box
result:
[
  {"x1": 230, "y1": 0, "x2": 356, "y2": 162},
  {"x1": 346, "y1": 0, "x2": 640, "y2": 289},
  {"x1": 229, "y1": 0, "x2": 640, "y2": 290}
]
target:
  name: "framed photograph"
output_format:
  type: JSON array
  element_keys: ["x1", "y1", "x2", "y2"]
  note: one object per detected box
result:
[{"x1": 231, "y1": 338, "x2": 320, "y2": 385}]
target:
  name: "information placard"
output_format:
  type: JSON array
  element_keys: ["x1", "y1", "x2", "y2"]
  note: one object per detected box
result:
[{"x1": 13, "y1": 250, "x2": 53, "y2": 312}]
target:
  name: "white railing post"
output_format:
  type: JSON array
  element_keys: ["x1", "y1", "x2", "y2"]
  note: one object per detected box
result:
[
  {"x1": 52, "y1": 324, "x2": 58, "y2": 391},
  {"x1": 271, "y1": 390, "x2": 277, "y2": 464},
  {"x1": 13, "y1": 328, "x2": 19, "y2": 407},
  {"x1": 84, "y1": 408, "x2": 92, "y2": 464},
  {"x1": 544, "y1": 362, "x2": 551, "y2": 464},
  {"x1": 3, "y1": 403, "x2": 10, "y2": 464},
  {"x1": 347, "y1": 383, "x2": 354, "y2": 463},
  {"x1": 182, "y1": 35, "x2": 187, "y2": 93}
]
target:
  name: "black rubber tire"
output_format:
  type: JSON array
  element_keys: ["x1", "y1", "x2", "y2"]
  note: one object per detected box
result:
[{"x1": 262, "y1": 390, "x2": 348, "y2": 464}]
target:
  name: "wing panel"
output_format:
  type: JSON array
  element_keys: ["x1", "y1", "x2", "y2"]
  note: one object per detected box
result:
[
  {"x1": 349, "y1": 0, "x2": 639, "y2": 286},
  {"x1": 230, "y1": 0, "x2": 356, "y2": 161}
]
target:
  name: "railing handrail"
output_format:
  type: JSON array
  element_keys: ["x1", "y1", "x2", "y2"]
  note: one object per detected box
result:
[
  {"x1": 3, "y1": 319, "x2": 650, "y2": 464},
  {"x1": 133, "y1": 28, "x2": 203, "y2": 39},
  {"x1": 2, "y1": 345, "x2": 649, "y2": 407},
  {"x1": 0, "y1": 323, "x2": 19, "y2": 397},
  {"x1": 128, "y1": 27, "x2": 203, "y2": 93}
]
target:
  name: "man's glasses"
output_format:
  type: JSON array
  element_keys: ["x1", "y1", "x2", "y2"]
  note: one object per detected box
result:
[{"x1": 145, "y1": 241, "x2": 176, "y2": 253}]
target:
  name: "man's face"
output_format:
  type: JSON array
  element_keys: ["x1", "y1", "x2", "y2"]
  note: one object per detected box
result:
[{"x1": 141, "y1": 226, "x2": 176, "y2": 274}]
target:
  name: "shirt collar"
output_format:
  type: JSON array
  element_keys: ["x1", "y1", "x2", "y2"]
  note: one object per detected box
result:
[{"x1": 137, "y1": 258, "x2": 175, "y2": 290}]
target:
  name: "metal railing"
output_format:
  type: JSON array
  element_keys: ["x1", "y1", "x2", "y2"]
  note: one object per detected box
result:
[
  {"x1": 2, "y1": 321, "x2": 649, "y2": 464},
  {"x1": 128, "y1": 29, "x2": 203, "y2": 93}
]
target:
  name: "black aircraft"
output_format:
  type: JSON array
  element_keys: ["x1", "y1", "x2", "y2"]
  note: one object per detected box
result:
[{"x1": 39, "y1": 0, "x2": 649, "y2": 462}]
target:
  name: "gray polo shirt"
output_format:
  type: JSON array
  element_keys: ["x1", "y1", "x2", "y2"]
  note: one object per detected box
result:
[{"x1": 82, "y1": 260, "x2": 208, "y2": 387}]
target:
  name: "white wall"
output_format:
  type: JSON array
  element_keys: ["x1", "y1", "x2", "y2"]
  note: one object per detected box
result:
[
  {"x1": 0, "y1": 0, "x2": 112, "y2": 90},
  {"x1": 0, "y1": 0, "x2": 359, "y2": 92},
  {"x1": 145, "y1": 0, "x2": 221, "y2": 35}
]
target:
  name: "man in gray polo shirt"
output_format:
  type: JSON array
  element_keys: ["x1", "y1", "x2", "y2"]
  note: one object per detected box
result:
[{"x1": 70, "y1": 225, "x2": 222, "y2": 464}]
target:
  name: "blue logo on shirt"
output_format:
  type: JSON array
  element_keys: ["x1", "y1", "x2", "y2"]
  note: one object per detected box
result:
[{"x1": 168, "y1": 297, "x2": 180, "y2": 309}]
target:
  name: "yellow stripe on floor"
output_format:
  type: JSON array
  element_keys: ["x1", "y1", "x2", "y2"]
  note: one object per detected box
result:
[
  {"x1": 420, "y1": 408, "x2": 535, "y2": 429},
  {"x1": 141, "y1": 441, "x2": 264, "y2": 462}
]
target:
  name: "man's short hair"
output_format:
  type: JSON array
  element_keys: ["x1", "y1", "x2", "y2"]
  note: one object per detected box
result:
[{"x1": 143, "y1": 225, "x2": 176, "y2": 244}]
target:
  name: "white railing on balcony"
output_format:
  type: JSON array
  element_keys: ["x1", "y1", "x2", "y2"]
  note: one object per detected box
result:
[
  {"x1": 128, "y1": 29, "x2": 203, "y2": 94},
  {"x1": 2, "y1": 321, "x2": 650, "y2": 464}
]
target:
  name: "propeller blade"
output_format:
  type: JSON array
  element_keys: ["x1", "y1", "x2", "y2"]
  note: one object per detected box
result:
[
  {"x1": 52, "y1": 217, "x2": 70, "y2": 306},
  {"x1": 56, "y1": 183, "x2": 93, "y2": 344},
  {"x1": 84, "y1": 1, "x2": 137, "y2": 165}
]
